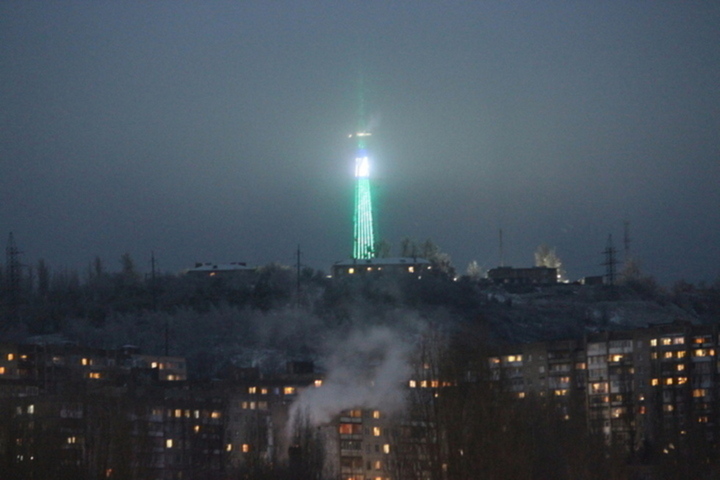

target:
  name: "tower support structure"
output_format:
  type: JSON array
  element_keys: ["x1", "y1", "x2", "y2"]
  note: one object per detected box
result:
[{"x1": 352, "y1": 133, "x2": 375, "y2": 259}]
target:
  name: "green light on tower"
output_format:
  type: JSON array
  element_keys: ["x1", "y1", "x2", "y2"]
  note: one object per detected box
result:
[{"x1": 352, "y1": 132, "x2": 375, "y2": 259}]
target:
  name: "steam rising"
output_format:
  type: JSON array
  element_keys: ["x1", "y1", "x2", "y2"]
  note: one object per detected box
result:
[{"x1": 290, "y1": 324, "x2": 417, "y2": 427}]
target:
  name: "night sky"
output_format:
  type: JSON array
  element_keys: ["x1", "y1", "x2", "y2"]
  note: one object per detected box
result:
[{"x1": 1, "y1": 2, "x2": 719, "y2": 285}]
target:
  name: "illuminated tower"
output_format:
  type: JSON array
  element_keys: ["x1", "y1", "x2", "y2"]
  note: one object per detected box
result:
[{"x1": 351, "y1": 131, "x2": 375, "y2": 259}]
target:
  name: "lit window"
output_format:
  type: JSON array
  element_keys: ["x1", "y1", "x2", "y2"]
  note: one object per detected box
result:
[
  {"x1": 194, "y1": 410, "x2": 200, "y2": 419},
  {"x1": 81, "y1": 358, "x2": 89, "y2": 366},
  {"x1": 554, "y1": 389, "x2": 568, "y2": 396},
  {"x1": 662, "y1": 338, "x2": 672, "y2": 346},
  {"x1": 560, "y1": 376, "x2": 571, "y2": 383},
  {"x1": 677, "y1": 364, "x2": 685, "y2": 371},
  {"x1": 166, "y1": 439, "x2": 173, "y2": 448},
  {"x1": 383, "y1": 444, "x2": 390, "y2": 454},
  {"x1": 193, "y1": 425, "x2": 200, "y2": 433},
  {"x1": 673, "y1": 337, "x2": 685, "y2": 345},
  {"x1": 284, "y1": 387, "x2": 296, "y2": 395},
  {"x1": 517, "y1": 392, "x2": 526, "y2": 399},
  {"x1": 349, "y1": 409, "x2": 362, "y2": 418},
  {"x1": 226, "y1": 443, "x2": 232, "y2": 452},
  {"x1": 88, "y1": 372, "x2": 101, "y2": 379},
  {"x1": 430, "y1": 380, "x2": 439, "y2": 388},
  {"x1": 151, "y1": 362, "x2": 158, "y2": 368},
  {"x1": 348, "y1": 268, "x2": 355, "y2": 274},
  {"x1": 677, "y1": 377, "x2": 687, "y2": 385},
  {"x1": 650, "y1": 339, "x2": 658, "y2": 347},
  {"x1": 575, "y1": 362, "x2": 586, "y2": 370},
  {"x1": 699, "y1": 416, "x2": 709, "y2": 423},
  {"x1": 590, "y1": 382, "x2": 608, "y2": 394},
  {"x1": 693, "y1": 389, "x2": 707, "y2": 398},
  {"x1": 174, "y1": 409, "x2": 182, "y2": 418},
  {"x1": 677, "y1": 351, "x2": 686, "y2": 359},
  {"x1": 665, "y1": 378, "x2": 674, "y2": 386},
  {"x1": 261, "y1": 388, "x2": 268, "y2": 395},
  {"x1": 339, "y1": 424, "x2": 356, "y2": 434},
  {"x1": 664, "y1": 352, "x2": 673, "y2": 359},
  {"x1": 408, "y1": 266, "x2": 415, "y2": 273},
  {"x1": 490, "y1": 357, "x2": 500, "y2": 365},
  {"x1": 242, "y1": 444, "x2": 250, "y2": 453},
  {"x1": 373, "y1": 427, "x2": 381, "y2": 436},
  {"x1": 241, "y1": 401, "x2": 248, "y2": 409},
  {"x1": 663, "y1": 404, "x2": 674, "y2": 412},
  {"x1": 408, "y1": 380, "x2": 417, "y2": 388},
  {"x1": 248, "y1": 386, "x2": 256, "y2": 394},
  {"x1": 609, "y1": 354, "x2": 623, "y2": 362},
  {"x1": 67, "y1": 436, "x2": 76, "y2": 444},
  {"x1": 0, "y1": 367, "x2": 5, "y2": 375},
  {"x1": 7, "y1": 353, "x2": 14, "y2": 361},
  {"x1": 651, "y1": 352, "x2": 658, "y2": 359},
  {"x1": 210, "y1": 411, "x2": 221, "y2": 419},
  {"x1": 420, "y1": 380, "x2": 428, "y2": 388},
  {"x1": 695, "y1": 349, "x2": 707, "y2": 357},
  {"x1": 314, "y1": 379, "x2": 323, "y2": 387},
  {"x1": 374, "y1": 460, "x2": 382, "y2": 470},
  {"x1": 373, "y1": 410, "x2": 380, "y2": 419}
]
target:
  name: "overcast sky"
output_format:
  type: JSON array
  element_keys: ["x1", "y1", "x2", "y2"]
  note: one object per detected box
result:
[{"x1": 1, "y1": 1, "x2": 719, "y2": 285}]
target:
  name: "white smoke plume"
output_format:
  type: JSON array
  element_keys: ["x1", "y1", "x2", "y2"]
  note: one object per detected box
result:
[{"x1": 289, "y1": 323, "x2": 419, "y2": 428}]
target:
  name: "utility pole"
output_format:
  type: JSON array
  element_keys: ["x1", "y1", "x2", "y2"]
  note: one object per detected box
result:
[
  {"x1": 150, "y1": 251, "x2": 158, "y2": 311},
  {"x1": 5, "y1": 232, "x2": 22, "y2": 324},
  {"x1": 623, "y1": 220, "x2": 631, "y2": 262},
  {"x1": 296, "y1": 245, "x2": 301, "y2": 301},
  {"x1": 603, "y1": 234, "x2": 617, "y2": 290},
  {"x1": 499, "y1": 228, "x2": 505, "y2": 267}
]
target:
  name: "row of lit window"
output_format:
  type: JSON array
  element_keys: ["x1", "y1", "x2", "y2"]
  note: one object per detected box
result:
[
  {"x1": 347, "y1": 266, "x2": 418, "y2": 274},
  {"x1": 339, "y1": 424, "x2": 383, "y2": 436},
  {"x1": 650, "y1": 337, "x2": 686, "y2": 347},
  {"x1": 170, "y1": 409, "x2": 221, "y2": 419},
  {"x1": 651, "y1": 377, "x2": 688, "y2": 386},
  {"x1": 650, "y1": 337, "x2": 713, "y2": 347},
  {"x1": 248, "y1": 385, "x2": 306, "y2": 395},
  {"x1": 650, "y1": 349, "x2": 716, "y2": 360},
  {"x1": 489, "y1": 355, "x2": 523, "y2": 364},
  {"x1": 408, "y1": 379, "x2": 454, "y2": 388},
  {"x1": 165, "y1": 439, "x2": 250, "y2": 452},
  {"x1": 241, "y1": 401, "x2": 268, "y2": 410},
  {"x1": 345, "y1": 409, "x2": 381, "y2": 419},
  {"x1": 15, "y1": 405, "x2": 34, "y2": 415}
]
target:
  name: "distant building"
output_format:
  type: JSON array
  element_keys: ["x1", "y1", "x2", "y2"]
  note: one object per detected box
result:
[
  {"x1": 487, "y1": 266, "x2": 558, "y2": 285},
  {"x1": 331, "y1": 257, "x2": 432, "y2": 278},
  {"x1": 580, "y1": 275, "x2": 604, "y2": 286},
  {"x1": 185, "y1": 262, "x2": 257, "y2": 278}
]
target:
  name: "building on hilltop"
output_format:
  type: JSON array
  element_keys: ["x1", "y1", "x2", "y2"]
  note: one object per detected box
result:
[
  {"x1": 487, "y1": 266, "x2": 558, "y2": 285},
  {"x1": 185, "y1": 262, "x2": 257, "y2": 278},
  {"x1": 331, "y1": 257, "x2": 432, "y2": 278}
]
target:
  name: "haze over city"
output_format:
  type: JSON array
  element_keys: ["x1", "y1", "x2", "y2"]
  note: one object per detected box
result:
[{"x1": 2, "y1": 2, "x2": 719, "y2": 285}]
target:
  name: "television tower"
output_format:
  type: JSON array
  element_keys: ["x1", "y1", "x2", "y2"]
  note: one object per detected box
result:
[{"x1": 350, "y1": 85, "x2": 375, "y2": 260}]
